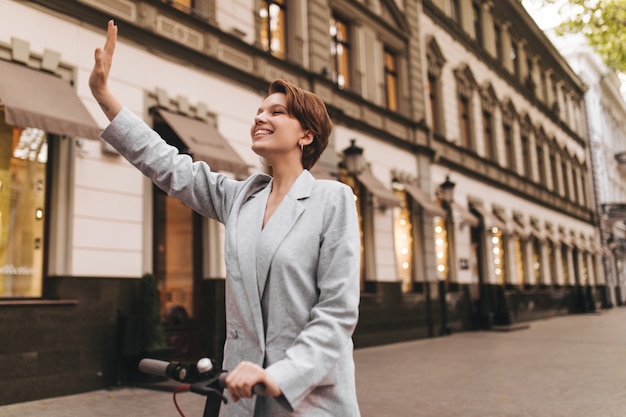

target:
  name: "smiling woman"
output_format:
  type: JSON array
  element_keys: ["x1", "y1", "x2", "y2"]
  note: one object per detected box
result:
[{"x1": 89, "y1": 20, "x2": 361, "y2": 417}]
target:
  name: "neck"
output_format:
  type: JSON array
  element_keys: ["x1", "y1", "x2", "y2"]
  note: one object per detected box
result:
[{"x1": 270, "y1": 161, "x2": 304, "y2": 193}]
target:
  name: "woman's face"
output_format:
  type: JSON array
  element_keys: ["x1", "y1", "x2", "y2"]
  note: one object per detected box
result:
[{"x1": 250, "y1": 92, "x2": 306, "y2": 162}]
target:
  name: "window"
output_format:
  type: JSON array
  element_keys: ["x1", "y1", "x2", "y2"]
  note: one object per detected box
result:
[
  {"x1": 571, "y1": 165, "x2": 579, "y2": 204},
  {"x1": 260, "y1": 0, "x2": 286, "y2": 58},
  {"x1": 561, "y1": 158, "x2": 569, "y2": 199},
  {"x1": 521, "y1": 133, "x2": 531, "y2": 177},
  {"x1": 560, "y1": 244, "x2": 569, "y2": 285},
  {"x1": 549, "y1": 148, "x2": 559, "y2": 192},
  {"x1": 384, "y1": 49, "x2": 399, "y2": 111},
  {"x1": 450, "y1": 0, "x2": 461, "y2": 24},
  {"x1": 494, "y1": 23, "x2": 502, "y2": 61},
  {"x1": 169, "y1": 0, "x2": 193, "y2": 14},
  {"x1": 428, "y1": 74, "x2": 442, "y2": 134},
  {"x1": 0, "y1": 112, "x2": 47, "y2": 297},
  {"x1": 330, "y1": 16, "x2": 350, "y2": 89},
  {"x1": 511, "y1": 40, "x2": 519, "y2": 78},
  {"x1": 459, "y1": 96, "x2": 472, "y2": 148},
  {"x1": 480, "y1": 84, "x2": 498, "y2": 161},
  {"x1": 536, "y1": 141, "x2": 545, "y2": 185},
  {"x1": 525, "y1": 58, "x2": 535, "y2": 92},
  {"x1": 426, "y1": 39, "x2": 446, "y2": 136},
  {"x1": 579, "y1": 168, "x2": 587, "y2": 206},
  {"x1": 393, "y1": 187, "x2": 413, "y2": 292},
  {"x1": 472, "y1": 1, "x2": 482, "y2": 45},
  {"x1": 482, "y1": 110, "x2": 495, "y2": 159},
  {"x1": 503, "y1": 122, "x2": 515, "y2": 169},
  {"x1": 455, "y1": 66, "x2": 476, "y2": 150}
]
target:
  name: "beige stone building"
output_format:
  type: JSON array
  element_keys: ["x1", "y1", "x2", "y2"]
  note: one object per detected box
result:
[{"x1": 0, "y1": 0, "x2": 610, "y2": 405}]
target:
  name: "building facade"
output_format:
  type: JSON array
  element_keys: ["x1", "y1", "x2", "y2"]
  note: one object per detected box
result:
[
  {"x1": 549, "y1": 32, "x2": 626, "y2": 307},
  {"x1": 0, "y1": 0, "x2": 611, "y2": 405}
]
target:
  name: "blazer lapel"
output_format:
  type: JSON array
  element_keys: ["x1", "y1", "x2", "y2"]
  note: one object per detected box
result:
[
  {"x1": 236, "y1": 183, "x2": 271, "y2": 345},
  {"x1": 256, "y1": 170, "x2": 314, "y2": 298}
]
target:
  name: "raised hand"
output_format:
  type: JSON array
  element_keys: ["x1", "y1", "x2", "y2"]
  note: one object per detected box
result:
[{"x1": 89, "y1": 20, "x2": 122, "y2": 120}]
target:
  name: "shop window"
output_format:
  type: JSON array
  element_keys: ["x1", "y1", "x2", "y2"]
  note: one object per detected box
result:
[
  {"x1": 561, "y1": 245, "x2": 569, "y2": 285},
  {"x1": 330, "y1": 16, "x2": 351, "y2": 89},
  {"x1": 513, "y1": 235, "x2": 525, "y2": 286},
  {"x1": 260, "y1": 0, "x2": 286, "y2": 58},
  {"x1": 153, "y1": 189, "x2": 195, "y2": 317},
  {"x1": 392, "y1": 187, "x2": 413, "y2": 292},
  {"x1": 532, "y1": 237, "x2": 541, "y2": 285},
  {"x1": 384, "y1": 49, "x2": 399, "y2": 111},
  {"x1": 0, "y1": 112, "x2": 47, "y2": 297},
  {"x1": 547, "y1": 240, "x2": 558, "y2": 285},
  {"x1": 581, "y1": 252, "x2": 589, "y2": 285}
]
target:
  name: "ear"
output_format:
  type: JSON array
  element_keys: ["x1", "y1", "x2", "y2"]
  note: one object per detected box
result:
[{"x1": 300, "y1": 130, "x2": 314, "y2": 146}]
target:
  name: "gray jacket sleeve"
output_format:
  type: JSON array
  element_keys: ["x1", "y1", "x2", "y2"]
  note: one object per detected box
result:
[{"x1": 100, "y1": 107, "x2": 246, "y2": 224}]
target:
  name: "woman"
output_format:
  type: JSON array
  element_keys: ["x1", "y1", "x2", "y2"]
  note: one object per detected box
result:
[{"x1": 90, "y1": 20, "x2": 361, "y2": 416}]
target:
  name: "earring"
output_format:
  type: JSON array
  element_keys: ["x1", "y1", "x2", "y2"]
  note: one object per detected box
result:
[{"x1": 300, "y1": 143, "x2": 304, "y2": 152}]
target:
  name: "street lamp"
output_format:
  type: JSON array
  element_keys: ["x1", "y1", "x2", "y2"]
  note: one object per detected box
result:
[
  {"x1": 342, "y1": 139, "x2": 364, "y2": 175},
  {"x1": 437, "y1": 175, "x2": 455, "y2": 336},
  {"x1": 438, "y1": 175, "x2": 456, "y2": 204}
]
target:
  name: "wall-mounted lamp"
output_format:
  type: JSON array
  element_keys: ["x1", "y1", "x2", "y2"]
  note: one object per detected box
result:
[
  {"x1": 342, "y1": 139, "x2": 364, "y2": 176},
  {"x1": 438, "y1": 175, "x2": 456, "y2": 204}
]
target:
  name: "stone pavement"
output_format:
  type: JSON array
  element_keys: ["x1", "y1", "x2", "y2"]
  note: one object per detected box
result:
[{"x1": 2, "y1": 307, "x2": 626, "y2": 417}]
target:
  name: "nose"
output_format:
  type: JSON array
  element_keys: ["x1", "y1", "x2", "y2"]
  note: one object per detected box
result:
[{"x1": 254, "y1": 113, "x2": 266, "y2": 124}]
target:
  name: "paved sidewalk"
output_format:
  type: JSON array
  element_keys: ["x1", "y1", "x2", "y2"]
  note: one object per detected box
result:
[{"x1": 2, "y1": 308, "x2": 626, "y2": 416}]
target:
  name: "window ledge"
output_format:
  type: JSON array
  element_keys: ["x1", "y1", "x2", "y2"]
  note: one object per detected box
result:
[{"x1": 0, "y1": 299, "x2": 78, "y2": 307}]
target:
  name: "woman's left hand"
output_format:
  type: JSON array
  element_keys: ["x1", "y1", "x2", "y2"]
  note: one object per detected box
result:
[{"x1": 225, "y1": 361, "x2": 282, "y2": 402}]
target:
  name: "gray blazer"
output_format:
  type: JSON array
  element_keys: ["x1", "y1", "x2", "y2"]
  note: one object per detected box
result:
[{"x1": 101, "y1": 108, "x2": 362, "y2": 417}]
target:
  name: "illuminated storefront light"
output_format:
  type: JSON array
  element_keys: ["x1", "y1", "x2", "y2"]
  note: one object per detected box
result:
[
  {"x1": 434, "y1": 216, "x2": 448, "y2": 280},
  {"x1": 392, "y1": 186, "x2": 413, "y2": 292},
  {"x1": 491, "y1": 226, "x2": 505, "y2": 285}
]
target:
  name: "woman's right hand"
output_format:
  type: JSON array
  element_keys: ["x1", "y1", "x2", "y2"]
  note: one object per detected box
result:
[{"x1": 89, "y1": 20, "x2": 122, "y2": 120}]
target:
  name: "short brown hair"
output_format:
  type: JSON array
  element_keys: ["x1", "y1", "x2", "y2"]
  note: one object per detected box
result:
[{"x1": 268, "y1": 79, "x2": 333, "y2": 170}]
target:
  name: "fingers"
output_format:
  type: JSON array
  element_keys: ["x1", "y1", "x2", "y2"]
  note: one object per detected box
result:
[
  {"x1": 103, "y1": 20, "x2": 117, "y2": 59},
  {"x1": 225, "y1": 361, "x2": 264, "y2": 402}
]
